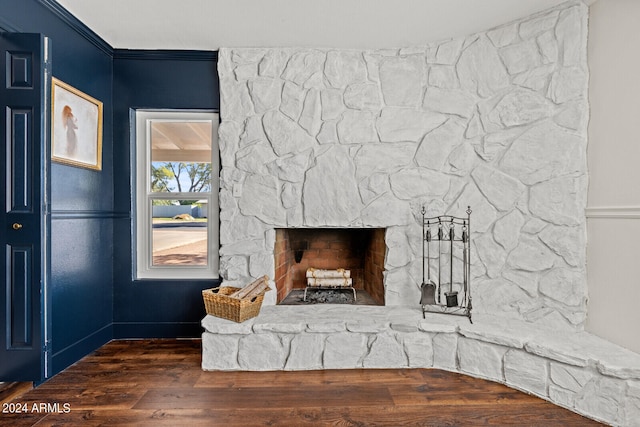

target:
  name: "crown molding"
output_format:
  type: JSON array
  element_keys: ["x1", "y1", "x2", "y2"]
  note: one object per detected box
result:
[
  {"x1": 37, "y1": 0, "x2": 112, "y2": 55},
  {"x1": 113, "y1": 49, "x2": 218, "y2": 62},
  {"x1": 29, "y1": 2, "x2": 219, "y2": 62}
]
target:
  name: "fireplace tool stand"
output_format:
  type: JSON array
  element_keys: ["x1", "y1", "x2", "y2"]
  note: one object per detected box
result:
[{"x1": 420, "y1": 206, "x2": 472, "y2": 323}]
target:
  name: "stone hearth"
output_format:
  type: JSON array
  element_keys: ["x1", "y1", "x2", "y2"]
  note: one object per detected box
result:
[{"x1": 202, "y1": 307, "x2": 640, "y2": 426}]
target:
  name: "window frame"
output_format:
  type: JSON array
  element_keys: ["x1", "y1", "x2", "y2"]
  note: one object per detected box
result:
[{"x1": 133, "y1": 109, "x2": 220, "y2": 280}]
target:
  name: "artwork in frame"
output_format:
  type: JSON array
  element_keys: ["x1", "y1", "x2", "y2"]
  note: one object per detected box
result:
[{"x1": 51, "y1": 78, "x2": 103, "y2": 170}]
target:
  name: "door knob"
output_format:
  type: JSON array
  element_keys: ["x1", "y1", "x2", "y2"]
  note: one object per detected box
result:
[{"x1": 12, "y1": 223, "x2": 23, "y2": 230}]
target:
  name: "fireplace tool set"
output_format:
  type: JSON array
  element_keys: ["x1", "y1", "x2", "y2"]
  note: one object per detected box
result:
[{"x1": 420, "y1": 206, "x2": 472, "y2": 323}]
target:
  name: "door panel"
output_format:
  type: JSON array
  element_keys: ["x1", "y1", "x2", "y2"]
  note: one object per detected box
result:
[
  {"x1": 9, "y1": 246, "x2": 33, "y2": 348},
  {"x1": 0, "y1": 33, "x2": 50, "y2": 382},
  {"x1": 8, "y1": 108, "x2": 34, "y2": 213}
]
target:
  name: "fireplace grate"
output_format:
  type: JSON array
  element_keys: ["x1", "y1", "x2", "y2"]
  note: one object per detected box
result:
[{"x1": 420, "y1": 206, "x2": 472, "y2": 323}]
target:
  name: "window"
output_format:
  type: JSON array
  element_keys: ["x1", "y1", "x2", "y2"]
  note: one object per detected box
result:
[{"x1": 134, "y1": 110, "x2": 219, "y2": 279}]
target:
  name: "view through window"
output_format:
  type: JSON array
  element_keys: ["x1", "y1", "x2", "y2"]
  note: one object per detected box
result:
[{"x1": 135, "y1": 111, "x2": 219, "y2": 279}]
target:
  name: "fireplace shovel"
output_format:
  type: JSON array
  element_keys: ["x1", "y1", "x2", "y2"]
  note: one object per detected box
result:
[{"x1": 420, "y1": 280, "x2": 437, "y2": 305}]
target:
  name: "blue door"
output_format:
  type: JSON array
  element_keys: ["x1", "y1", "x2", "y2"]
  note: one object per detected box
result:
[{"x1": 0, "y1": 33, "x2": 51, "y2": 382}]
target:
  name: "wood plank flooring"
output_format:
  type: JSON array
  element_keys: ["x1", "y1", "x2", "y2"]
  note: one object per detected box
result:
[{"x1": 0, "y1": 339, "x2": 605, "y2": 426}]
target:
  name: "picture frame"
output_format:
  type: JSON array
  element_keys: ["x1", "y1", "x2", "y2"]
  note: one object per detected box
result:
[{"x1": 51, "y1": 77, "x2": 103, "y2": 170}]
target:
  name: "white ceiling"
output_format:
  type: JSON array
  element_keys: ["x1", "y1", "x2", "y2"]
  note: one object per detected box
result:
[
  {"x1": 54, "y1": 0, "x2": 578, "y2": 51},
  {"x1": 151, "y1": 121, "x2": 212, "y2": 162}
]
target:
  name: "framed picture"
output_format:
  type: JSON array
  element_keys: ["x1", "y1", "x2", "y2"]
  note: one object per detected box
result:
[{"x1": 51, "y1": 78, "x2": 103, "y2": 170}]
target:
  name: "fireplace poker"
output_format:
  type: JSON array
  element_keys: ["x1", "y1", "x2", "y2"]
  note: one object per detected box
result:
[
  {"x1": 445, "y1": 219, "x2": 459, "y2": 308},
  {"x1": 438, "y1": 219, "x2": 443, "y2": 304}
]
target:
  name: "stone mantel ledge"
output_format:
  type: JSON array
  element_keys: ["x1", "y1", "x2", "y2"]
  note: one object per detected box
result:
[
  {"x1": 202, "y1": 305, "x2": 640, "y2": 379},
  {"x1": 202, "y1": 305, "x2": 640, "y2": 426}
]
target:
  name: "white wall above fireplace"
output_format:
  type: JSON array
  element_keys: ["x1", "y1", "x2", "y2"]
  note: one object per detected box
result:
[{"x1": 217, "y1": 1, "x2": 590, "y2": 330}]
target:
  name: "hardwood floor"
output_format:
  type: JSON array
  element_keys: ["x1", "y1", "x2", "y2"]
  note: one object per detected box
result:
[
  {"x1": 1, "y1": 339, "x2": 604, "y2": 426},
  {"x1": 0, "y1": 382, "x2": 33, "y2": 406}
]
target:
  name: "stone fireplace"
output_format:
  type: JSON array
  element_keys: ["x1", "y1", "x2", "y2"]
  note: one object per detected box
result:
[
  {"x1": 205, "y1": 3, "x2": 640, "y2": 425},
  {"x1": 217, "y1": 0, "x2": 590, "y2": 329},
  {"x1": 274, "y1": 228, "x2": 385, "y2": 304}
]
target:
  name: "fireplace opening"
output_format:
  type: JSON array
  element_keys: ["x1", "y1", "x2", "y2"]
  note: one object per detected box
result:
[{"x1": 274, "y1": 228, "x2": 385, "y2": 305}]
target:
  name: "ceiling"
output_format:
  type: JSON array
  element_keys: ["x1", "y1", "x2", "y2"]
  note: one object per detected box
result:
[
  {"x1": 151, "y1": 121, "x2": 212, "y2": 163},
  {"x1": 54, "y1": 0, "x2": 580, "y2": 51}
]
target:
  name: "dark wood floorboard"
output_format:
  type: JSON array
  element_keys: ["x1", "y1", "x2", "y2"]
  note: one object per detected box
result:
[
  {"x1": 0, "y1": 382, "x2": 33, "y2": 405},
  {"x1": 0, "y1": 339, "x2": 606, "y2": 426}
]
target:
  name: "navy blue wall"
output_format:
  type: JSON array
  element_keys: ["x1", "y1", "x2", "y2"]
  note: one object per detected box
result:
[
  {"x1": 112, "y1": 51, "x2": 219, "y2": 338},
  {"x1": 1, "y1": 0, "x2": 221, "y2": 378},
  {"x1": 1, "y1": 0, "x2": 114, "y2": 376}
]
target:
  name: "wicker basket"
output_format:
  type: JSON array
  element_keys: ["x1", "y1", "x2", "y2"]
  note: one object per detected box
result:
[{"x1": 202, "y1": 286, "x2": 265, "y2": 323}]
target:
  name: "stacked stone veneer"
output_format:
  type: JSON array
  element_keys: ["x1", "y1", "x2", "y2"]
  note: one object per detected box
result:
[
  {"x1": 218, "y1": 1, "x2": 590, "y2": 330},
  {"x1": 203, "y1": 307, "x2": 640, "y2": 426},
  {"x1": 202, "y1": 307, "x2": 640, "y2": 426}
]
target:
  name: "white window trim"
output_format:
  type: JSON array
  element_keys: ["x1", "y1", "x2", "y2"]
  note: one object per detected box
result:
[{"x1": 133, "y1": 110, "x2": 219, "y2": 280}]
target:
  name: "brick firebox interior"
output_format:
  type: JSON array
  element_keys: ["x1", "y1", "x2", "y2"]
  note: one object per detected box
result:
[{"x1": 274, "y1": 228, "x2": 385, "y2": 304}]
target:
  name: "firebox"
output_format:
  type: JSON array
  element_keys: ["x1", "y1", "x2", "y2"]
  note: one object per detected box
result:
[{"x1": 274, "y1": 228, "x2": 385, "y2": 305}]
